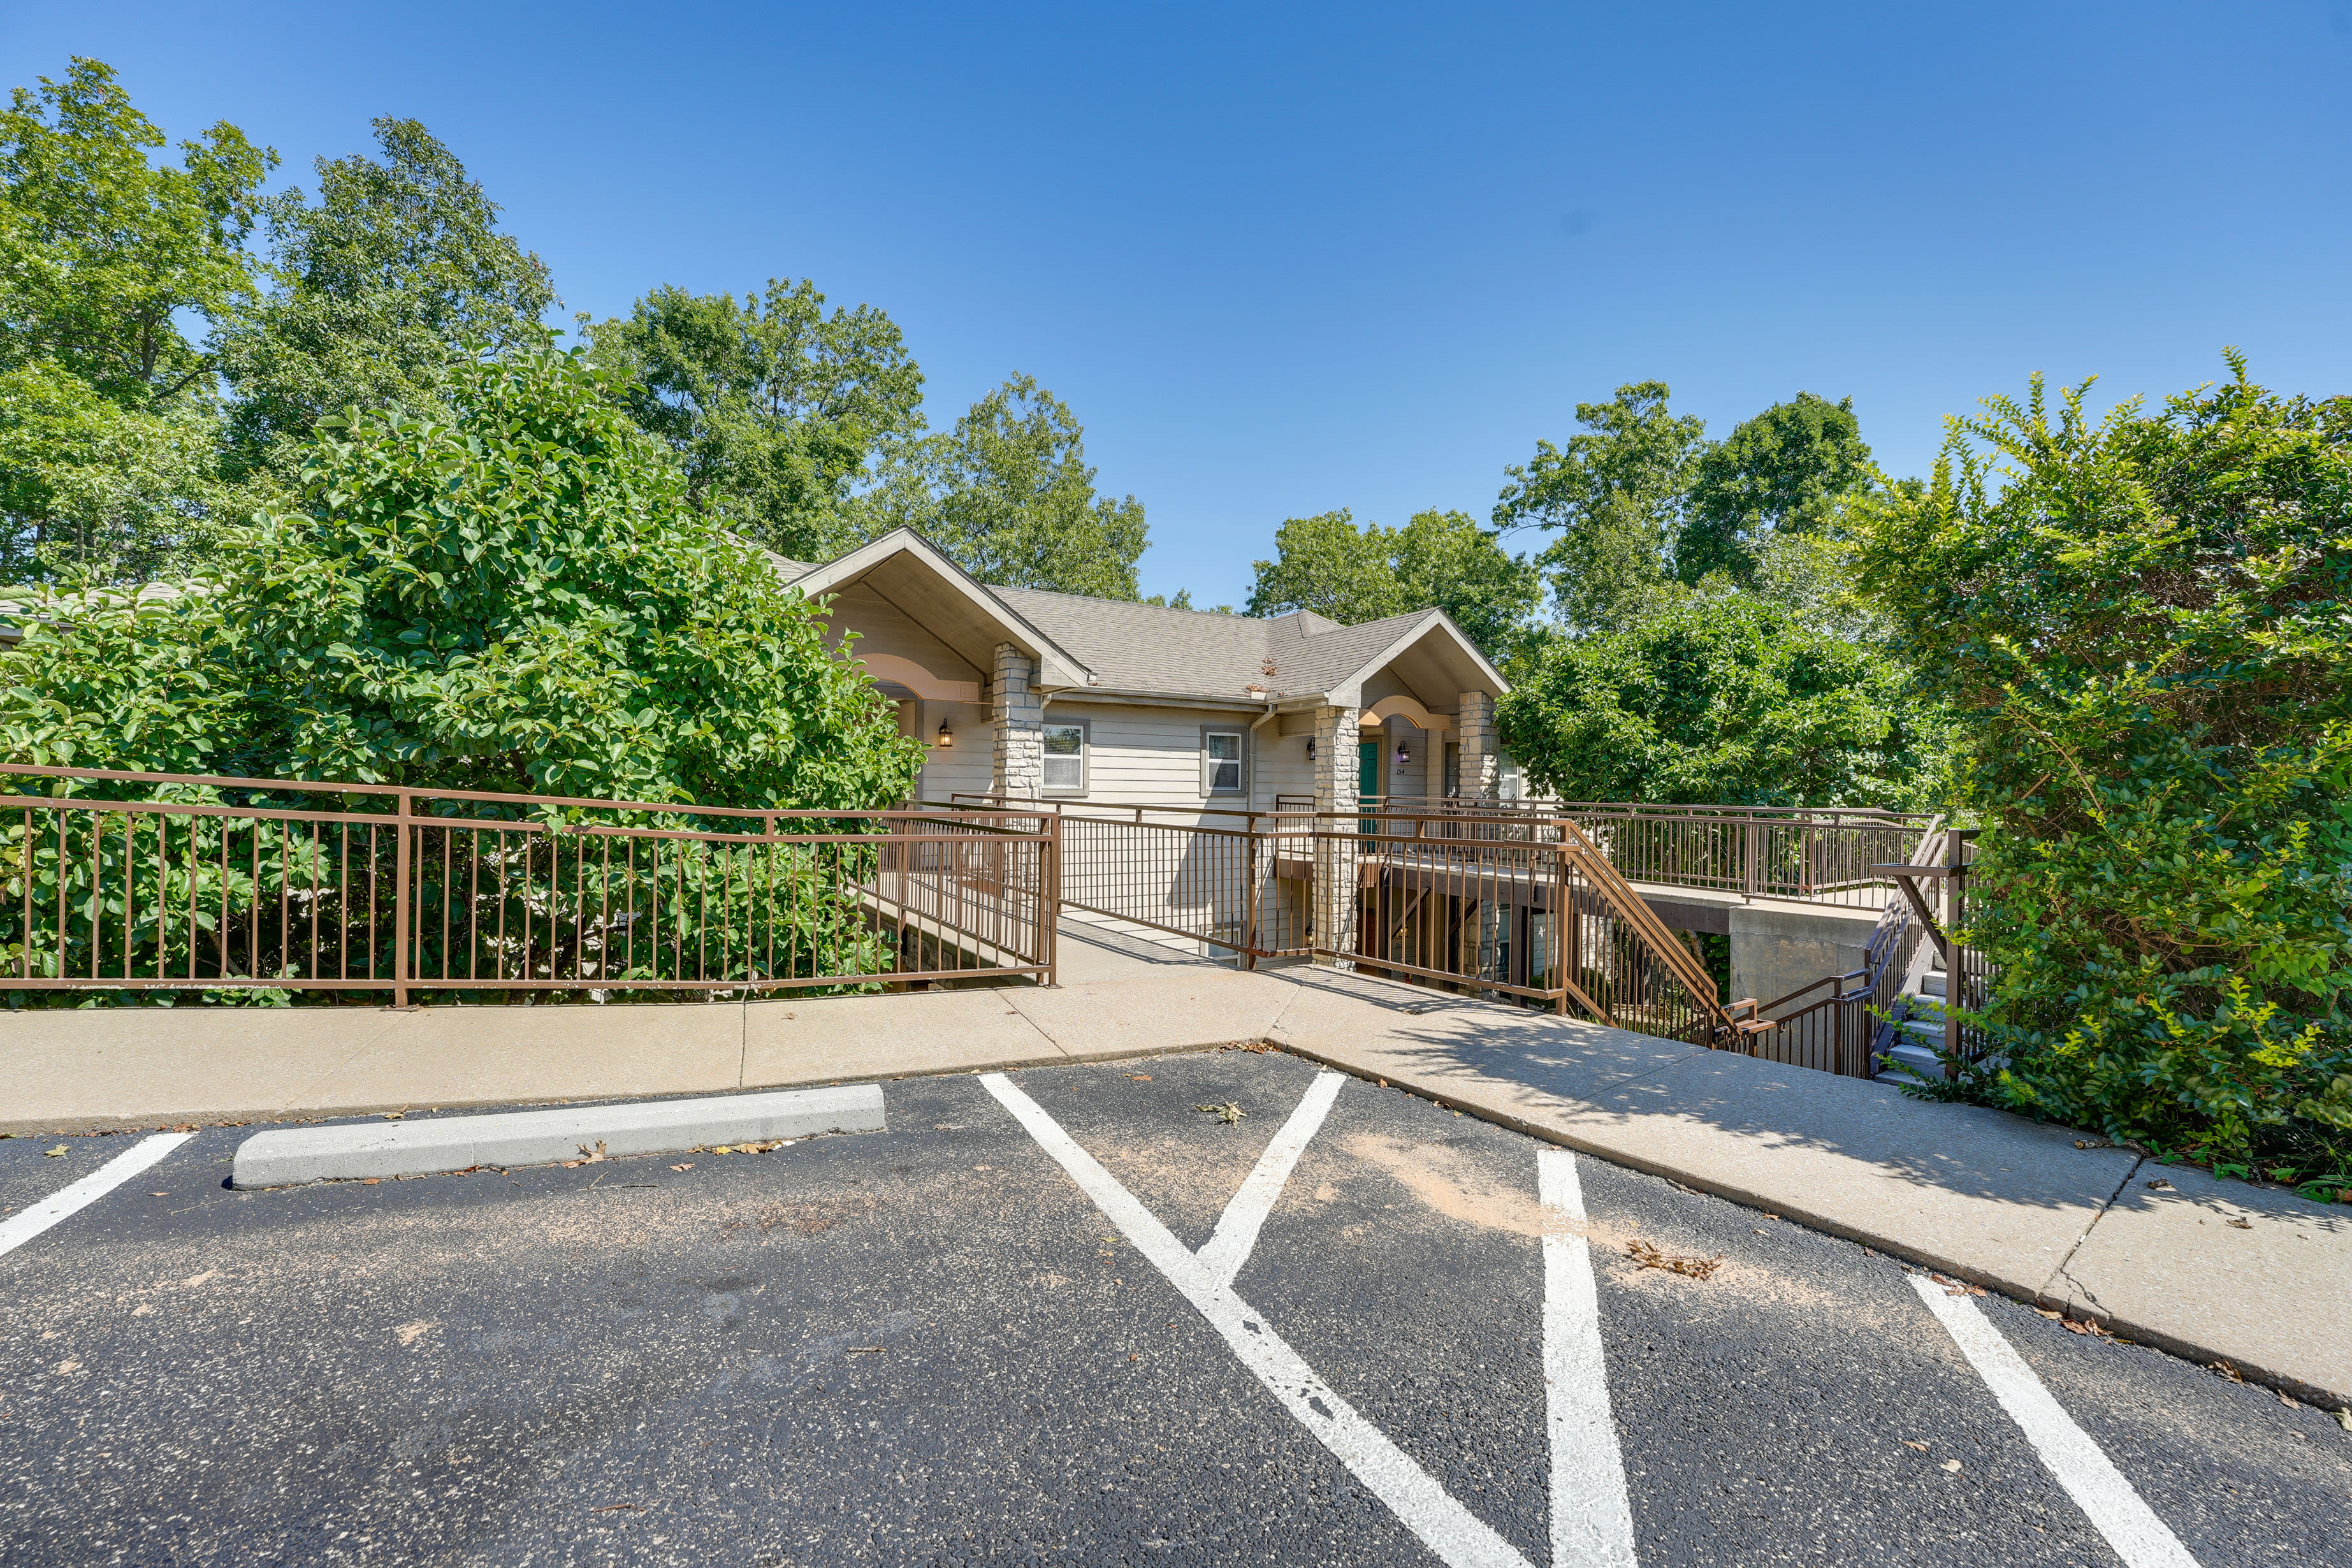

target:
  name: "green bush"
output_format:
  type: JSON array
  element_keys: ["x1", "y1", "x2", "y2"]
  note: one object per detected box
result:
[
  {"x1": 0, "y1": 347, "x2": 927, "y2": 1004},
  {"x1": 1859, "y1": 357, "x2": 2352, "y2": 1188},
  {"x1": 1495, "y1": 591, "x2": 1954, "y2": 807},
  {"x1": 3, "y1": 346, "x2": 924, "y2": 808}
]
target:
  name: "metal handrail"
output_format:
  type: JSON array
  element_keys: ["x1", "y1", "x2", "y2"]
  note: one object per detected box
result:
[{"x1": 1, "y1": 764, "x2": 1056, "y2": 1003}]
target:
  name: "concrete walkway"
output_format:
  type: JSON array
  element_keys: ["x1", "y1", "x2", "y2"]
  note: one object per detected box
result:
[{"x1": 5, "y1": 915, "x2": 2346, "y2": 1408}]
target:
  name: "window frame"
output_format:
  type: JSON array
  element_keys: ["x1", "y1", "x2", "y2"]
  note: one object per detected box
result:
[
  {"x1": 1042, "y1": 717, "x2": 1089, "y2": 797},
  {"x1": 1200, "y1": 725, "x2": 1247, "y2": 797}
]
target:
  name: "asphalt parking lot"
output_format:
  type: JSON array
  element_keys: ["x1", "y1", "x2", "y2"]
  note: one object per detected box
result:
[{"x1": 3, "y1": 1048, "x2": 2348, "y2": 1567}]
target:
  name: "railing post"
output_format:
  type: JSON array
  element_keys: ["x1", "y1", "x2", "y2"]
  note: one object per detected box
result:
[
  {"x1": 392, "y1": 790, "x2": 412, "y2": 1008},
  {"x1": 1553, "y1": 848, "x2": 1569, "y2": 1015},
  {"x1": 1244, "y1": 813, "x2": 1263, "y2": 970},
  {"x1": 1045, "y1": 808, "x2": 1062, "y2": 987},
  {"x1": 1743, "y1": 815, "x2": 1762, "y2": 899},
  {"x1": 1943, "y1": 827, "x2": 1970, "y2": 1075}
]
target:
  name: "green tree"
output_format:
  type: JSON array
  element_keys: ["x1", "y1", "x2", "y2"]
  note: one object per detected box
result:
[
  {"x1": 584, "y1": 279, "x2": 925, "y2": 562},
  {"x1": 1245, "y1": 507, "x2": 1538, "y2": 658},
  {"x1": 1244, "y1": 509, "x2": 1398, "y2": 623},
  {"x1": 1857, "y1": 357, "x2": 2352, "y2": 1179},
  {"x1": 1492, "y1": 381, "x2": 1705, "y2": 631},
  {"x1": 0, "y1": 57, "x2": 275, "y2": 580},
  {"x1": 4, "y1": 347, "x2": 922, "y2": 810},
  {"x1": 863, "y1": 374, "x2": 1148, "y2": 598},
  {"x1": 1680, "y1": 392, "x2": 1875, "y2": 586},
  {"x1": 1496, "y1": 592, "x2": 1953, "y2": 807},
  {"x1": 214, "y1": 117, "x2": 554, "y2": 479}
]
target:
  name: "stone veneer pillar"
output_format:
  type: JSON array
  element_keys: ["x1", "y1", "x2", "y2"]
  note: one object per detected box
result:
[
  {"x1": 1311, "y1": 704, "x2": 1360, "y2": 965},
  {"x1": 992, "y1": 642, "x2": 1043, "y2": 799},
  {"x1": 1457, "y1": 690, "x2": 1498, "y2": 800}
]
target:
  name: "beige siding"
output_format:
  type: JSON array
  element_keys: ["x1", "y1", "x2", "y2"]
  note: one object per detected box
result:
[
  {"x1": 1040, "y1": 701, "x2": 1274, "y2": 814},
  {"x1": 817, "y1": 583, "x2": 984, "y2": 688}
]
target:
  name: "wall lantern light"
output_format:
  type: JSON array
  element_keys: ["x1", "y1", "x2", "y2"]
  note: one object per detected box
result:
[
  {"x1": 1305, "y1": 737, "x2": 1316, "y2": 762},
  {"x1": 936, "y1": 721, "x2": 954, "y2": 748},
  {"x1": 1395, "y1": 743, "x2": 1411, "y2": 766}
]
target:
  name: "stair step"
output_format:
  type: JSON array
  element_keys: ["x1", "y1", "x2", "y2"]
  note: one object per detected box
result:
[
  {"x1": 1919, "y1": 975, "x2": 1947, "y2": 999},
  {"x1": 1875, "y1": 1040, "x2": 1945, "y2": 1084}
]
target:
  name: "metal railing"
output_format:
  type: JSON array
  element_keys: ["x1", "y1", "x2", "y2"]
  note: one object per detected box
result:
[
  {"x1": 1748, "y1": 816, "x2": 1926, "y2": 1073},
  {"x1": 1359, "y1": 797, "x2": 1936, "y2": 909},
  {"x1": 1877, "y1": 825, "x2": 1989, "y2": 1073},
  {"x1": 2, "y1": 764, "x2": 1055, "y2": 1003},
  {"x1": 945, "y1": 794, "x2": 1753, "y2": 1049}
]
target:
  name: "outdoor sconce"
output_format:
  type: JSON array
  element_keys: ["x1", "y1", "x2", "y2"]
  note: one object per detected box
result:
[
  {"x1": 1305, "y1": 737, "x2": 1316, "y2": 762},
  {"x1": 936, "y1": 721, "x2": 954, "y2": 748},
  {"x1": 1395, "y1": 743, "x2": 1411, "y2": 766}
]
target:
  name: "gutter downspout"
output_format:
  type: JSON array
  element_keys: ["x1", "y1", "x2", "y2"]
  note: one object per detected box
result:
[{"x1": 1248, "y1": 699, "x2": 1280, "y2": 813}]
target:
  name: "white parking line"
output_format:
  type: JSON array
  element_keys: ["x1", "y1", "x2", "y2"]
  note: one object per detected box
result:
[
  {"x1": 1196, "y1": 1070, "x2": 1344, "y2": 1289},
  {"x1": 1538, "y1": 1150, "x2": 1638, "y2": 1567},
  {"x1": 981, "y1": 1072, "x2": 1534, "y2": 1568},
  {"x1": 1908, "y1": 1274, "x2": 2201, "y2": 1568},
  {"x1": 0, "y1": 1133, "x2": 194, "y2": 1260}
]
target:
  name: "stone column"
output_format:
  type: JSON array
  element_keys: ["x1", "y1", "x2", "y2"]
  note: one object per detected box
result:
[
  {"x1": 1457, "y1": 690, "x2": 1498, "y2": 800},
  {"x1": 992, "y1": 642, "x2": 1043, "y2": 799},
  {"x1": 1311, "y1": 704, "x2": 1359, "y2": 965}
]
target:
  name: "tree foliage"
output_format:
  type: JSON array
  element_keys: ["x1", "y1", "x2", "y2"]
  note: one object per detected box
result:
[
  {"x1": 1244, "y1": 507, "x2": 1537, "y2": 659},
  {"x1": 215, "y1": 117, "x2": 555, "y2": 479},
  {"x1": 584, "y1": 279, "x2": 924, "y2": 562},
  {"x1": 860, "y1": 373, "x2": 1148, "y2": 598},
  {"x1": 1859, "y1": 358, "x2": 2352, "y2": 1179},
  {"x1": 1496, "y1": 592, "x2": 1954, "y2": 807},
  {"x1": 3, "y1": 348, "x2": 923, "y2": 810},
  {"x1": 1680, "y1": 392, "x2": 1874, "y2": 586},
  {"x1": 1492, "y1": 381, "x2": 1704, "y2": 632},
  {"x1": 0, "y1": 58, "x2": 276, "y2": 580}
]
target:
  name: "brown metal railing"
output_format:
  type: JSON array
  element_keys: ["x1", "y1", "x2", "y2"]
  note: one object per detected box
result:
[
  {"x1": 1, "y1": 764, "x2": 1054, "y2": 1002},
  {"x1": 943, "y1": 793, "x2": 1752, "y2": 1049},
  {"x1": 1363, "y1": 796, "x2": 1935, "y2": 909}
]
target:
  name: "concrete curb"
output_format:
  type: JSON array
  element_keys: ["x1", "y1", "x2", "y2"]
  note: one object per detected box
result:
[{"x1": 229, "y1": 1084, "x2": 886, "y2": 1189}]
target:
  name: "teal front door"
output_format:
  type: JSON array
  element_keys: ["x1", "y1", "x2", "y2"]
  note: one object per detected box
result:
[{"x1": 1358, "y1": 740, "x2": 1379, "y2": 803}]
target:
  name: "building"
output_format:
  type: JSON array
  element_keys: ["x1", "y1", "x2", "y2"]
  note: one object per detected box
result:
[{"x1": 771, "y1": 528, "x2": 1521, "y2": 816}]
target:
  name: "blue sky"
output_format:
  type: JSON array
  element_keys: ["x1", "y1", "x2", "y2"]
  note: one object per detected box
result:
[{"x1": 6, "y1": 3, "x2": 2349, "y2": 607}]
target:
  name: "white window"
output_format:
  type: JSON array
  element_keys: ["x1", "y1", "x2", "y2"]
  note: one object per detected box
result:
[
  {"x1": 1203, "y1": 730, "x2": 1243, "y2": 794},
  {"x1": 1042, "y1": 721, "x2": 1087, "y2": 794}
]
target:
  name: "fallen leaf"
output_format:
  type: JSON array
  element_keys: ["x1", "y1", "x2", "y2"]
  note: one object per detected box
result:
[
  {"x1": 2210, "y1": 1360, "x2": 2243, "y2": 1383},
  {"x1": 1941, "y1": 1459, "x2": 1962, "y2": 1473},
  {"x1": 2145, "y1": 1179, "x2": 2174, "y2": 1191},
  {"x1": 381, "y1": 1111, "x2": 405, "y2": 1121},
  {"x1": 394, "y1": 1319, "x2": 439, "y2": 1347},
  {"x1": 149, "y1": 1192, "x2": 167, "y2": 1197},
  {"x1": 1901, "y1": 1440, "x2": 1927, "y2": 1452},
  {"x1": 846, "y1": 1346, "x2": 885, "y2": 1355},
  {"x1": 359, "y1": 1178, "x2": 381, "y2": 1186},
  {"x1": 54, "y1": 1360, "x2": 80, "y2": 1375},
  {"x1": 2225, "y1": 1217, "x2": 2253, "y2": 1230},
  {"x1": 2034, "y1": 1308, "x2": 2063, "y2": 1320},
  {"x1": 576, "y1": 1141, "x2": 609, "y2": 1163},
  {"x1": 1128, "y1": 1074, "x2": 1152, "y2": 1080},
  {"x1": 42, "y1": 1145, "x2": 67, "y2": 1158},
  {"x1": 670, "y1": 1163, "x2": 693, "y2": 1172},
  {"x1": 2335, "y1": 1407, "x2": 2352, "y2": 1433},
  {"x1": 1193, "y1": 1102, "x2": 1247, "y2": 1125},
  {"x1": 2277, "y1": 1390, "x2": 2303, "y2": 1409},
  {"x1": 1627, "y1": 1238, "x2": 1724, "y2": 1279}
]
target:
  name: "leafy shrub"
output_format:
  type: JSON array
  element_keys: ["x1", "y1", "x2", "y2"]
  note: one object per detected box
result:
[
  {"x1": 3, "y1": 346, "x2": 924, "y2": 808},
  {"x1": 1859, "y1": 358, "x2": 2352, "y2": 1184},
  {"x1": 0, "y1": 347, "x2": 927, "y2": 1004},
  {"x1": 1495, "y1": 591, "x2": 1954, "y2": 807}
]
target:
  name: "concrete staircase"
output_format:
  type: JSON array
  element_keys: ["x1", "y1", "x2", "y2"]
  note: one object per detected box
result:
[{"x1": 1874, "y1": 941, "x2": 1950, "y2": 1084}]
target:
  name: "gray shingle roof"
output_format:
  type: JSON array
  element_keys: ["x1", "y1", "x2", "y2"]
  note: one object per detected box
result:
[
  {"x1": 985, "y1": 588, "x2": 1444, "y2": 702},
  {"x1": 767, "y1": 530, "x2": 1485, "y2": 703}
]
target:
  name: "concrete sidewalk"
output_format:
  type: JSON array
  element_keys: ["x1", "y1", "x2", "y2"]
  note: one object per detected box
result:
[{"x1": 5, "y1": 915, "x2": 2346, "y2": 1408}]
